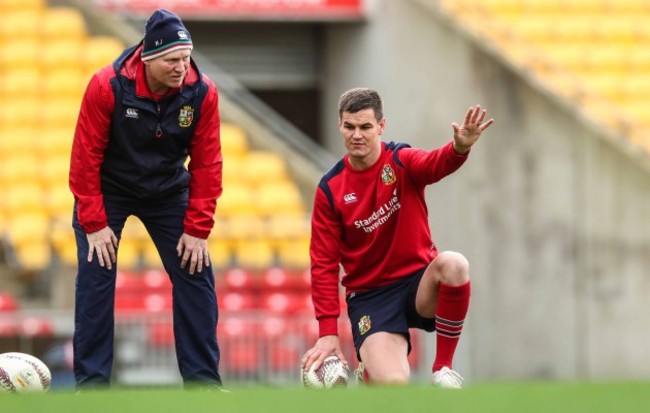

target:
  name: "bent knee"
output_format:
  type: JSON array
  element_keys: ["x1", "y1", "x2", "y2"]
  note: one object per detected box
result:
[{"x1": 433, "y1": 251, "x2": 470, "y2": 285}]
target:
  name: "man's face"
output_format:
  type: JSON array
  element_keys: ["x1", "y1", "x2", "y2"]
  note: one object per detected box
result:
[
  {"x1": 143, "y1": 49, "x2": 191, "y2": 93},
  {"x1": 339, "y1": 108, "x2": 385, "y2": 167}
]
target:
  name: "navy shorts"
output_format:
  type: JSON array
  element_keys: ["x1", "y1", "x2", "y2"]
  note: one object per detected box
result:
[{"x1": 346, "y1": 266, "x2": 436, "y2": 360}]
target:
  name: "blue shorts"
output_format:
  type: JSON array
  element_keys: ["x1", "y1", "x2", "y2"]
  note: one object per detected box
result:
[{"x1": 346, "y1": 266, "x2": 436, "y2": 361}]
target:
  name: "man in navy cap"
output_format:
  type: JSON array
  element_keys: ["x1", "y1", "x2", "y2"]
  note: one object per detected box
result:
[{"x1": 70, "y1": 9, "x2": 223, "y2": 389}]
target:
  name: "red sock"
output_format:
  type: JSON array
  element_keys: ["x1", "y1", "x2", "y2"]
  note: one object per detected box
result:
[{"x1": 432, "y1": 281, "x2": 470, "y2": 372}]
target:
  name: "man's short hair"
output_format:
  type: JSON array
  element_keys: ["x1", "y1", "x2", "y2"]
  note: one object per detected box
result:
[{"x1": 338, "y1": 88, "x2": 383, "y2": 121}]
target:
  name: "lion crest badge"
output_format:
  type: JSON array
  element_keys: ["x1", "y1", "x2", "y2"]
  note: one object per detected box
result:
[
  {"x1": 178, "y1": 105, "x2": 194, "y2": 128},
  {"x1": 381, "y1": 164, "x2": 396, "y2": 185},
  {"x1": 358, "y1": 315, "x2": 372, "y2": 335}
]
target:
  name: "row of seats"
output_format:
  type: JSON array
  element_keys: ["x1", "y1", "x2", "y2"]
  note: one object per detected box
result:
[
  {"x1": 443, "y1": 0, "x2": 650, "y2": 13},
  {"x1": 438, "y1": 0, "x2": 650, "y2": 154},
  {"x1": 114, "y1": 268, "x2": 316, "y2": 315},
  {"x1": 116, "y1": 268, "x2": 312, "y2": 294}
]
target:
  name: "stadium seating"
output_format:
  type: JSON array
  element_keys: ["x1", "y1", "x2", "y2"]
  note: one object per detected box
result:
[
  {"x1": 0, "y1": 291, "x2": 19, "y2": 312},
  {"x1": 438, "y1": 0, "x2": 650, "y2": 153}
]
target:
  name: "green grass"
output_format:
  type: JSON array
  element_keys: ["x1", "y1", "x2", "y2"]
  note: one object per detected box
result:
[{"x1": 2, "y1": 382, "x2": 649, "y2": 413}]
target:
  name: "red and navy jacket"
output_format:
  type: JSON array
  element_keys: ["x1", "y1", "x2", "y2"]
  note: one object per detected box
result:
[
  {"x1": 309, "y1": 141, "x2": 468, "y2": 336},
  {"x1": 69, "y1": 44, "x2": 223, "y2": 239}
]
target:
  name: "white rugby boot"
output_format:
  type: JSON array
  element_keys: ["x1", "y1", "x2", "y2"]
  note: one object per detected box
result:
[{"x1": 432, "y1": 366, "x2": 463, "y2": 389}]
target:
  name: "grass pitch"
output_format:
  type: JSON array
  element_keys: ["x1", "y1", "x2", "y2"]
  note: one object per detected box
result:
[{"x1": 1, "y1": 381, "x2": 648, "y2": 413}]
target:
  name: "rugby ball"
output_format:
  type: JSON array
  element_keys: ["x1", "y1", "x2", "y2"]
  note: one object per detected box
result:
[
  {"x1": 301, "y1": 355, "x2": 349, "y2": 389},
  {"x1": 0, "y1": 352, "x2": 52, "y2": 393}
]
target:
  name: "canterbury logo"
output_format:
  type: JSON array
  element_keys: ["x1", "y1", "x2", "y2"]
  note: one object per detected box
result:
[
  {"x1": 125, "y1": 108, "x2": 139, "y2": 119},
  {"x1": 343, "y1": 193, "x2": 357, "y2": 204}
]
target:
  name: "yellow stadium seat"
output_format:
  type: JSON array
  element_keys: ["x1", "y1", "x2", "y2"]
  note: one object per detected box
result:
[
  {"x1": 42, "y1": 98, "x2": 82, "y2": 129},
  {"x1": 0, "y1": 11, "x2": 42, "y2": 42},
  {"x1": 208, "y1": 238, "x2": 232, "y2": 269},
  {"x1": 266, "y1": 213, "x2": 310, "y2": 246},
  {"x1": 628, "y1": 47, "x2": 650, "y2": 71},
  {"x1": 0, "y1": 126, "x2": 38, "y2": 158},
  {"x1": 0, "y1": 155, "x2": 41, "y2": 187},
  {"x1": 44, "y1": 184, "x2": 74, "y2": 219},
  {"x1": 117, "y1": 239, "x2": 141, "y2": 271},
  {"x1": 581, "y1": 97, "x2": 631, "y2": 131},
  {"x1": 141, "y1": 239, "x2": 164, "y2": 269},
  {"x1": 215, "y1": 182, "x2": 257, "y2": 217},
  {"x1": 0, "y1": 97, "x2": 41, "y2": 128},
  {"x1": 220, "y1": 123, "x2": 249, "y2": 158},
  {"x1": 50, "y1": 215, "x2": 73, "y2": 251},
  {"x1": 14, "y1": 242, "x2": 51, "y2": 271},
  {"x1": 581, "y1": 73, "x2": 624, "y2": 102},
  {"x1": 43, "y1": 68, "x2": 86, "y2": 101},
  {"x1": 276, "y1": 238, "x2": 311, "y2": 270},
  {"x1": 233, "y1": 239, "x2": 275, "y2": 270},
  {"x1": 0, "y1": 0, "x2": 45, "y2": 12},
  {"x1": 596, "y1": 18, "x2": 641, "y2": 44},
  {"x1": 255, "y1": 180, "x2": 305, "y2": 216},
  {"x1": 0, "y1": 41, "x2": 40, "y2": 73},
  {"x1": 1, "y1": 68, "x2": 41, "y2": 99},
  {"x1": 40, "y1": 157, "x2": 71, "y2": 189},
  {"x1": 122, "y1": 216, "x2": 149, "y2": 243},
  {"x1": 621, "y1": 100, "x2": 650, "y2": 127},
  {"x1": 6, "y1": 212, "x2": 49, "y2": 247},
  {"x1": 54, "y1": 235, "x2": 79, "y2": 267},
  {"x1": 222, "y1": 214, "x2": 267, "y2": 247},
  {"x1": 220, "y1": 152, "x2": 246, "y2": 188},
  {"x1": 612, "y1": 0, "x2": 650, "y2": 13},
  {"x1": 241, "y1": 151, "x2": 288, "y2": 186},
  {"x1": 621, "y1": 75, "x2": 650, "y2": 100},
  {"x1": 41, "y1": 39, "x2": 84, "y2": 71},
  {"x1": 82, "y1": 36, "x2": 124, "y2": 72},
  {"x1": 3, "y1": 184, "x2": 45, "y2": 220},
  {"x1": 37, "y1": 127, "x2": 74, "y2": 158},
  {"x1": 40, "y1": 7, "x2": 87, "y2": 41}
]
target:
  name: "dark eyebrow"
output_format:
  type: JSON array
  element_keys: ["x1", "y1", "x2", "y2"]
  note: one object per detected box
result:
[{"x1": 343, "y1": 121, "x2": 373, "y2": 127}]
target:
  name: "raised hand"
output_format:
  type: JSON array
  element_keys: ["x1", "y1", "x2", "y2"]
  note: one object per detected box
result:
[{"x1": 452, "y1": 104, "x2": 494, "y2": 154}]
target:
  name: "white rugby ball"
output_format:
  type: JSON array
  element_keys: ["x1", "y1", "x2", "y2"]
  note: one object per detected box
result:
[
  {"x1": 0, "y1": 352, "x2": 52, "y2": 393},
  {"x1": 302, "y1": 355, "x2": 349, "y2": 389}
]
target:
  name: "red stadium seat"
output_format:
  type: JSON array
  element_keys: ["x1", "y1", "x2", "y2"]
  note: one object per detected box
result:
[
  {"x1": 0, "y1": 292, "x2": 19, "y2": 312},
  {"x1": 144, "y1": 293, "x2": 173, "y2": 313},
  {"x1": 148, "y1": 320, "x2": 175, "y2": 348},
  {"x1": 219, "y1": 291, "x2": 257, "y2": 312},
  {"x1": 217, "y1": 316, "x2": 257, "y2": 340},
  {"x1": 115, "y1": 271, "x2": 144, "y2": 294},
  {"x1": 261, "y1": 267, "x2": 311, "y2": 293},
  {"x1": 142, "y1": 269, "x2": 172, "y2": 293},
  {"x1": 115, "y1": 294, "x2": 146, "y2": 315},
  {"x1": 0, "y1": 319, "x2": 19, "y2": 336},
  {"x1": 261, "y1": 291, "x2": 298, "y2": 314},
  {"x1": 222, "y1": 267, "x2": 258, "y2": 293},
  {"x1": 20, "y1": 317, "x2": 54, "y2": 337},
  {"x1": 261, "y1": 316, "x2": 289, "y2": 338}
]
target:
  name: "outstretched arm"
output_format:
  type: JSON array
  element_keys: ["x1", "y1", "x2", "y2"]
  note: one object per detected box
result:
[{"x1": 452, "y1": 105, "x2": 494, "y2": 154}]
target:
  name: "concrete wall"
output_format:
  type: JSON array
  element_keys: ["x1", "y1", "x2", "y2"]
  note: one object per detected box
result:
[{"x1": 321, "y1": 0, "x2": 650, "y2": 381}]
